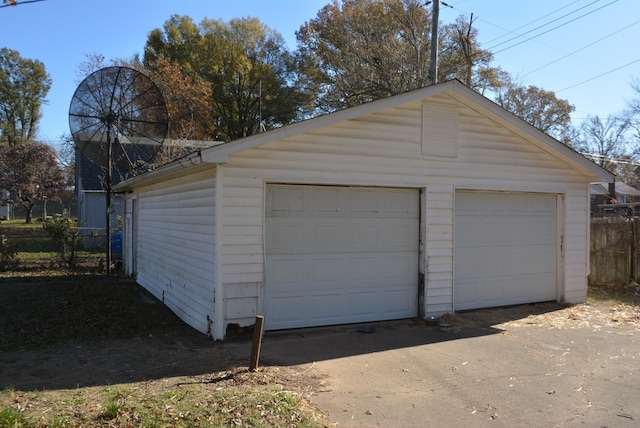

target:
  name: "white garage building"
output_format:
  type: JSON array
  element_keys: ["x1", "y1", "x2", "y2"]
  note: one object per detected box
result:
[{"x1": 114, "y1": 81, "x2": 613, "y2": 340}]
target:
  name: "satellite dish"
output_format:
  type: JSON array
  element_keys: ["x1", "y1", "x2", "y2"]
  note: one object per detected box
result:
[
  {"x1": 68, "y1": 66, "x2": 168, "y2": 274},
  {"x1": 69, "y1": 66, "x2": 169, "y2": 177}
]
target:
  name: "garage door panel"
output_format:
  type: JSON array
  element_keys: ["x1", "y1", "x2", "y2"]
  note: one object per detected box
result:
[
  {"x1": 504, "y1": 246, "x2": 556, "y2": 275},
  {"x1": 269, "y1": 222, "x2": 306, "y2": 252},
  {"x1": 351, "y1": 222, "x2": 379, "y2": 249},
  {"x1": 351, "y1": 256, "x2": 378, "y2": 280},
  {"x1": 269, "y1": 252, "x2": 417, "y2": 290},
  {"x1": 312, "y1": 257, "x2": 343, "y2": 283},
  {"x1": 269, "y1": 187, "x2": 305, "y2": 213},
  {"x1": 270, "y1": 258, "x2": 305, "y2": 285},
  {"x1": 266, "y1": 185, "x2": 419, "y2": 330},
  {"x1": 455, "y1": 281, "x2": 478, "y2": 308},
  {"x1": 455, "y1": 191, "x2": 557, "y2": 311},
  {"x1": 270, "y1": 296, "x2": 304, "y2": 324},
  {"x1": 477, "y1": 247, "x2": 505, "y2": 275},
  {"x1": 385, "y1": 189, "x2": 418, "y2": 214},
  {"x1": 350, "y1": 189, "x2": 379, "y2": 213},
  {"x1": 380, "y1": 288, "x2": 417, "y2": 315},
  {"x1": 312, "y1": 294, "x2": 342, "y2": 320},
  {"x1": 382, "y1": 221, "x2": 419, "y2": 249},
  {"x1": 311, "y1": 188, "x2": 341, "y2": 212},
  {"x1": 384, "y1": 254, "x2": 417, "y2": 279},
  {"x1": 312, "y1": 223, "x2": 344, "y2": 250},
  {"x1": 348, "y1": 292, "x2": 378, "y2": 317}
]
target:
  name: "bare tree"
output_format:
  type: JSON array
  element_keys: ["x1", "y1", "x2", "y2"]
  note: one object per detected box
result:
[{"x1": 571, "y1": 115, "x2": 634, "y2": 177}]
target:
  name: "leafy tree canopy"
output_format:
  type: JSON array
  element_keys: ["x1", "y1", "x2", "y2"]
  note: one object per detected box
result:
[
  {"x1": 494, "y1": 82, "x2": 575, "y2": 141},
  {"x1": 0, "y1": 142, "x2": 64, "y2": 223},
  {"x1": 144, "y1": 15, "x2": 314, "y2": 141},
  {"x1": 0, "y1": 47, "x2": 51, "y2": 147},
  {"x1": 295, "y1": 0, "x2": 501, "y2": 112}
]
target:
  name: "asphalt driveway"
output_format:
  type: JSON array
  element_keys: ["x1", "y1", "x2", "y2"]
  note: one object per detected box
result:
[{"x1": 225, "y1": 303, "x2": 640, "y2": 427}]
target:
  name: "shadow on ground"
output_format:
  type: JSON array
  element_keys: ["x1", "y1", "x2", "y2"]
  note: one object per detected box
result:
[
  {"x1": 227, "y1": 301, "x2": 565, "y2": 367},
  {"x1": 0, "y1": 276, "x2": 565, "y2": 391}
]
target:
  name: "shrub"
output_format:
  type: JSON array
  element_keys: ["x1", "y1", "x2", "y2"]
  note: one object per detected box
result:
[
  {"x1": 0, "y1": 234, "x2": 18, "y2": 271},
  {"x1": 42, "y1": 215, "x2": 81, "y2": 268}
]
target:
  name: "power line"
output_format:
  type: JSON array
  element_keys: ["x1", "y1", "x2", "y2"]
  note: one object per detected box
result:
[
  {"x1": 0, "y1": 0, "x2": 46, "y2": 8},
  {"x1": 487, "y1": 0, "x2": 608, "y2": 51},
  {"x1": 557, "y1": 57, "x2": 640, "y2": 92},
  {"x1": 491, "y1": 0, "x2": 619, "y2": 55},
  {"x1": 480, "y1": 0, "x2": 585, "y2": 45},
  {"x1": 522, "y1": 18, "x2": 640, "y2": 77}
]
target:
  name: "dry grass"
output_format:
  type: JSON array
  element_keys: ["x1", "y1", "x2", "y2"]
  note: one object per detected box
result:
[
  {"x1": 441, "y1": 282, "x2": 640, "y2": 332},
  {"x1": 0, "y1": 278, "x2": 332, "y2": 427}
]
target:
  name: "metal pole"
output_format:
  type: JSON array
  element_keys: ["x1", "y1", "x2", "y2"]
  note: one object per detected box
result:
[
  {"x1": 249, "y1": 315, "x2": 265, "y2": 371},
  {"x1": 106, "y1": 128, "x2": 112, "y2": 276},
  {"x1": 430, "y1": 0, "x2": 440, "y2": 85}
]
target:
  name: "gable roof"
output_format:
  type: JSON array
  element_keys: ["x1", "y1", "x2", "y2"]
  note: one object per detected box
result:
[
  {"x1": 115, "y1": 80, "x2": 614, "y2": 191},
  {"x1": 592, "y1": 181, "x2": 640, "y2": 197}
]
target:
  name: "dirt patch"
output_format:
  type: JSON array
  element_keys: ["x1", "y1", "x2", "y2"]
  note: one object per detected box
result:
[
  {"x1": 0, "y1": 277, "x2": 315, "y2": 391},
  {"x1": 0, "y1": 278, "x2": 331, "y2": 426}
]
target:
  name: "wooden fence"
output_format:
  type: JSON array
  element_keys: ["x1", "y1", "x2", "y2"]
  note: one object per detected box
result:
[{"x1": 590, "y1": 217, "x2": 640, "y2": 285}]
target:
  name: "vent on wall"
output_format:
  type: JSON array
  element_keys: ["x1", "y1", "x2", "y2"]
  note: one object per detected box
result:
[{"x1": 422, "y1": 100, "x2": 458, "y2": 157}]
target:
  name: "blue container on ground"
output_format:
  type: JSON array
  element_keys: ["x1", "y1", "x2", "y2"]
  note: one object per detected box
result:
[{"x1": 110, "y1": 231, "x2": 122, "y2": 259}]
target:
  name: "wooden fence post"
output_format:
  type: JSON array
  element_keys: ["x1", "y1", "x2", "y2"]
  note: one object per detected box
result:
[{"x1": 249, "y1": 315, "x2": 265, "y2": 372}]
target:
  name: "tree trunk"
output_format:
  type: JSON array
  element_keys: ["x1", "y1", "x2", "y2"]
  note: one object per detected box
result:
[{"x1": 25, "y1": 207, "x2": 33, "y2": 224}]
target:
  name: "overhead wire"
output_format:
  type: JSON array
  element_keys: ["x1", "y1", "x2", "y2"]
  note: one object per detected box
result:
[
  {"x1": 557, "y1": 57, "x2": 640, "y2": 92},
  {"x1": 447, "y1": 0, "x2": 635, "y2": 95},
  {"x1": 486, "y1": 0, "x2": 608, "y2": 51},
  {"x1": 480, "y1": 0, "x2": 585, "y2": 45},
  {"x1": 522, "y1": 18, "x2": 640, "y2": 76},
  {"x1": 491, "y1": 0, "x2": 619, "y2": 54},
  {"x1": 0, "y1": 0, "x2": 45, "y2": 8}
]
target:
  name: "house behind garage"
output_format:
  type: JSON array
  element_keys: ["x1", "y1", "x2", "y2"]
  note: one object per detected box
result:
[{"x1": 114, "y1": 81, "x2": 613, "y2": 340}]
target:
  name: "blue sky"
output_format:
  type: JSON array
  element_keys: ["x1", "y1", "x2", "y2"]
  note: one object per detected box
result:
[{"x1": 1, "y1": 0, "x2": 638, "y2": 148}]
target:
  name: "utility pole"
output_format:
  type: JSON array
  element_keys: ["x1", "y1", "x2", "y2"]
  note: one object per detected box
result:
[{"x1": 430, "y1": 0, "x2": 439, "y2": 85}]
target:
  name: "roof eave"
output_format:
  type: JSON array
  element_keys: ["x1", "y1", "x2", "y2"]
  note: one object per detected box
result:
[{"x1": 113, "y1": 151, "x2": 204, "y2": 192}]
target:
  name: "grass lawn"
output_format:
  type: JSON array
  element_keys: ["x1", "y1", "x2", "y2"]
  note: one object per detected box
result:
[
  {"x1": 0, "y1": 276, "x2": 329, "y2": 427},
  {"x1": 0, "y1": 219, "x2": 41, "y2": 227}
]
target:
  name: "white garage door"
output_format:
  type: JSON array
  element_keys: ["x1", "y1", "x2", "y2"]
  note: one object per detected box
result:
[
  {"x1": 265, "y1": 185, "x2": 419, "y2": 330},
  {"x1": 455, "y1": 191, "x2": 557, "y2": 311}
]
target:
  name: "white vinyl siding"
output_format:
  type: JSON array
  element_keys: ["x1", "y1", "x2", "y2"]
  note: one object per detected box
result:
[
  {"x1": 123, "y1": 85, "x2": 606, "y2": 339},
  {"x1": 424, "y1": 186, "x2": 455, "y2": 314},
  {"x1": 216, "y1": 94, "x2": 588, "y2": 322},
  {"x1": 135, "y1": 168, "x2": 216, "y2": 335}
]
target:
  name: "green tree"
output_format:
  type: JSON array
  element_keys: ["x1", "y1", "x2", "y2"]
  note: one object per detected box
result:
[
  {"x1": 0, "y1": 142, "x2": 64, "y2": 223},
  {"x1": 0, "y1": 48, "x2": 51, "y2": 147},
  {"x1": 126, "y1": 55, "x2": 215, "y2": 141},
  {"x1": 144, "y1": 15, "x2": 313, "y2": 141}
]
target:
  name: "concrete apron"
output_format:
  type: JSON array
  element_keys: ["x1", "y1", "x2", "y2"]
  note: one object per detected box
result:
[{"x1": 226, "y1": 320, "x2": 640, "y2": 427}]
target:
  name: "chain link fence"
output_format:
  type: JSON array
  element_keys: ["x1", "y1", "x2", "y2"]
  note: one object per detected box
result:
[{"x1": 0, "y1": 226, "x2": 121, "y2": 272}]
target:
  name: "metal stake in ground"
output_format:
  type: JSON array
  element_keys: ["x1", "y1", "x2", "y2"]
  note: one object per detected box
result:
[{"x1": 249, "y1": 315, "x2": 265, "y2": 371}]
